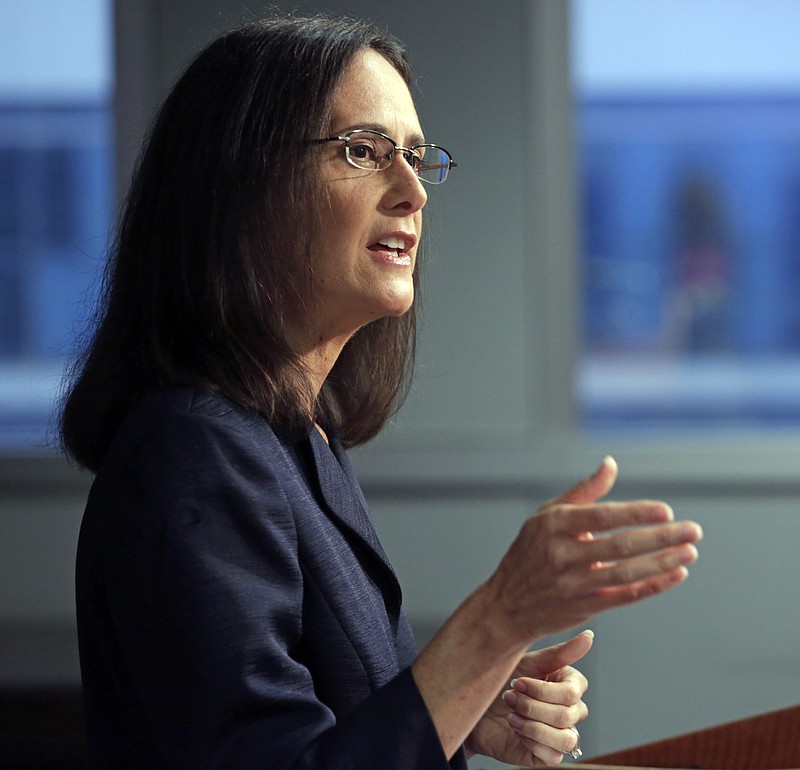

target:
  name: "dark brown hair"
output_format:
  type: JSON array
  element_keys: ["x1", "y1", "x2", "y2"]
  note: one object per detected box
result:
[{"x1": 60, "y1": 15, "x2": 418, "y2": 472}]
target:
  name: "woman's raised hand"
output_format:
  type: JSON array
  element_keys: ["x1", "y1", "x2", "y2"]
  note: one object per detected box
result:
[{"x1": 484, "y1": 456, "x2": 702, "y2": 644}]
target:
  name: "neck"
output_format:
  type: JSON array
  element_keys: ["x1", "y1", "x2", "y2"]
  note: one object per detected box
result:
[
  {"x1": 314, "y1": 422, "x2": 330, "y2": 445},
  {"x1": 295, "y1": 332, "x2": 353, "y2": 398}
]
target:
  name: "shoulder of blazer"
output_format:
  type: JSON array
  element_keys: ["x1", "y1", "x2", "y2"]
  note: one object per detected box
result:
[
  {"x1": 101, "y1": 387, "x2": 288, "y2": 465},
  {"x1": 87, "y1": 387, "x2": 301, "y2": 535}
]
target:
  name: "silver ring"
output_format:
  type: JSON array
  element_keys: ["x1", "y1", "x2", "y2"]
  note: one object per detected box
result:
[{"x1": 565, "y1": 725, "x2": 582, "y2": 759}]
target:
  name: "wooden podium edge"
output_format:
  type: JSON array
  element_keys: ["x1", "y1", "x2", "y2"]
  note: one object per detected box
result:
[
  {"x1": 573, "y1": 766, "x2": 800, "y2": 770},
  {"x1": 573, "y1": 704, "x2": 800, "y2": 770}
]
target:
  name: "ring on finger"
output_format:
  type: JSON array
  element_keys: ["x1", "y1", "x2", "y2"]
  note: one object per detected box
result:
[{"x1": 565, "y1": 725, "x2": 582, "y2": 759}]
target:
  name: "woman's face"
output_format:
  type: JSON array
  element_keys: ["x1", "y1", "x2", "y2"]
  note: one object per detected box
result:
[{"x1": 305, "y1": 49, "x2": 427, "y2": 343}]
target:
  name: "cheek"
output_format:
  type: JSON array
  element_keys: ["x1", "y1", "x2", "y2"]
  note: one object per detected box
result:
[
  {"x1": 311, "y1": 196, "x2": 362, "y2": 266},
  {"x1": 325, "y1": 184, "x2": 369, "y2": 231}
]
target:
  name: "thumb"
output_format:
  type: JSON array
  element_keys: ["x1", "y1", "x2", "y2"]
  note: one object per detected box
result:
[
  {"x1": 516, "y1": 630, "x2": 595, "y2": 679},
  {"x1": 551, "y1": 455, "x2": 618, "y2": 506}
]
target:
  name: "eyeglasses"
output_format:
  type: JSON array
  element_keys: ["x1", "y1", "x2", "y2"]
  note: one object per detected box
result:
[{"x1": 317, "y1": 129, "x2": 456, "y2": 184}]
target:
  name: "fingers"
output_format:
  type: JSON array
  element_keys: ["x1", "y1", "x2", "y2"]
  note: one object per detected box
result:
[
  {"x1": 506, "y1": 708, "x2": 583, "y2": 761},
  {"x1": 501, "y1": 663, "x2": 588, "y2": 762},
  {"x1": 536, "y1": 457, "x2": 703, "y2": 580},
  {"x1": 554, "y1": 560, "x2": 691, "y2": 623},
  {"x1": 543, "y1": 499, "x2": 676, "y2": 537},
  {"x1": 586, "y1": 521, "x2": 702, "y2": 562},
  {"x1": 502, "y1": 651, "x2": 588, "y2": 765},
  {"x1": 503, "y1": 681, "x2": 587, "y2": 723},
  {"x1": 528, "y1": 511, "x2": 701, "y2": 602},
  {"x1": 585, "y1": 541, "x2": 699, "y2": 589},
  {"x1": 526, "y1": 670, "x2": 588, "y2": 705},
  {"x1": 562, "y1": 520, "x2": 703, "y2": 569},
  {"x1": 544, "y1": 541, "x2": 696, "y2": 619},
  {"x1": 591, "y1": 561, "x2": 693, "y2": 607},
  {"x1": 523, "y1": 738, "x2": 565, "y2": 767},
  {"x1": 549, "y1": 455, "x2": 618, "y2": 507},
  {"x1": 514, "y1": 631, "x2": 594, "y2": 680}
]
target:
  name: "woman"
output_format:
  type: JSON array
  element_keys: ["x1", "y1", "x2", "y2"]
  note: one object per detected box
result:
[{"x1": 61, "y1": 15, "x2": 702, "y2": 769}]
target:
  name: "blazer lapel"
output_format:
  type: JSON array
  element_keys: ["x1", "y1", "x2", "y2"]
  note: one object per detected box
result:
[{"x1": 306, "y1": 430, "x2": 402, "y2": 606}]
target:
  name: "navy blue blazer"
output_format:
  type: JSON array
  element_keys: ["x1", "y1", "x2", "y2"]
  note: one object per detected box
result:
[{"x1": 76, "y1": 388, "x2": 467, "y2": 769}]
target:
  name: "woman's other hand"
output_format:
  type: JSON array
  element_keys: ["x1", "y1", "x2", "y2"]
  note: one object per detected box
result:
[{"x1": 466, "y1": 631, "x2": 592, "y2": 767}]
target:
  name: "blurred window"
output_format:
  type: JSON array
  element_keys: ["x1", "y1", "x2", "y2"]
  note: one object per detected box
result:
[
  {"x1": 572, "y1": 0, "x2": 800, "y2": 430},
  {"x1": 0, "y1": 0, "x2": 112, "y2": 451}
]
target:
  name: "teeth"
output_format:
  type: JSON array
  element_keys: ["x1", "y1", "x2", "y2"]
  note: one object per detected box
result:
[{"x1": 378, "y1": 236, "x2": 406, "y2": 250}]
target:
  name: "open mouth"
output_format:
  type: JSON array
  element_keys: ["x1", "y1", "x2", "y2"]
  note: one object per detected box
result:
[
  {"x1": 368, "y1": 239, "x2": 412, "y2": 265},
  {"x1": 367, "y1": 234, "x2": 415, "y2": 262}
]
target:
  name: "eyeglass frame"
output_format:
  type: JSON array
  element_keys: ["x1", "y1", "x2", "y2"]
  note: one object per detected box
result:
[{"x1": 313, "y1": 129, "x2": 457, "y2": 184}]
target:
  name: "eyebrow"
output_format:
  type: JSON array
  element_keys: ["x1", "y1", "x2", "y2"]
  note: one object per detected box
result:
[{"x1": 335, "y1": 123, "x2": 426, "y2": 147}]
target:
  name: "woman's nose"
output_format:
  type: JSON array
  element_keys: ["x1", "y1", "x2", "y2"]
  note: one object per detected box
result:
[{"x1": 382, "y1": 154, "x2": 428, "y2": 213}]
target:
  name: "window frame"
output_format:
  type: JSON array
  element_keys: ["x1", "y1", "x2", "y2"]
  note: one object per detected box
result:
[{"x1": 7, "y1": 0, "x2": 800, "y2": 499}]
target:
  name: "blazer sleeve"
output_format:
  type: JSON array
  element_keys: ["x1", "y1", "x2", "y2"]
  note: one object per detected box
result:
[{"x1": 79, "y1": 393, "x2": 461, "y2": 770}]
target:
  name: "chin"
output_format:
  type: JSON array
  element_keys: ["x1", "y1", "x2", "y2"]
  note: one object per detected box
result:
[{"x1": 381, "y1": 290, "x2": 415, "y2": 318}]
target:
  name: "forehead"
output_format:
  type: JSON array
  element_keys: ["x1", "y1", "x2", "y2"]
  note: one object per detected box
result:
[{"x1": 330, "y1": 49, "x2": 422, "y2": 142}]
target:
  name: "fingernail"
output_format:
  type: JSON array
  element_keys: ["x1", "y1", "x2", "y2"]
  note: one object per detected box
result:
[
  {"x1": 502, "y1": 689, "x2": 517, "y2": 707},
  {"x1": 582, "y1": 629, "x2": 595, "y2": 639},
  {"x1": 679, "y1": 544, "x2": 699, "y2": 564},
  {"x1": 683, "y1": 522, "x2": 703, "y2": 541},
  {"x1": 511, "y1": 678, "x2": 527, "y2": 693},
  {"x1": 507, "y1": 712, "x2": 525, "y2": 729}
]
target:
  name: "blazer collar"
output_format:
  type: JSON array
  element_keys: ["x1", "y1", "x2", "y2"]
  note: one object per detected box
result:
[{"x1": 305, "y1": 429, "x2": 401, "y2": 604}]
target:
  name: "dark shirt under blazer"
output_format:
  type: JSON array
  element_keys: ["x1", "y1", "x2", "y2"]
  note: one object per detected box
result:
[{"x1": 76, "y1": 388, "x2": 467, "y2": 769}]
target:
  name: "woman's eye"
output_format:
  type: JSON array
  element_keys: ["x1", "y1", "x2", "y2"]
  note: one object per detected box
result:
[{"x1": 349, "y1": 142, "x2": 378, "y2": 161}]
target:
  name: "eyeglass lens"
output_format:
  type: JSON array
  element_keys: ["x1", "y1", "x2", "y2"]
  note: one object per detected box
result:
[
  {"x1": 345, "y1": 131, "x2": 452, "y2": 184},
  {"x1": 416, "y1": 146, "x2": 451, "y2": 184}
]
